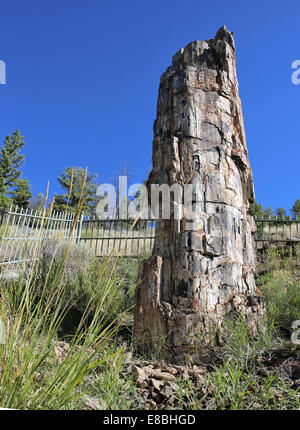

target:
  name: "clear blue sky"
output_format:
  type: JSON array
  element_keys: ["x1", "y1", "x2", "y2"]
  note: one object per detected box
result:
[{"x1": 0, "y1": 0, "x2": 299, "y2": 212}]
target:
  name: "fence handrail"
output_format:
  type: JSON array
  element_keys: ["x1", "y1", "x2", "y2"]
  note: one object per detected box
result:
[
  {"x1": 254, "y1": 214, "x2": 300, "y2": 222},
  {"x1": 0, "y1": 206, "x2": 82, "y2": 267},
  {"x1": 1, "y1": 207, "x2": 300, "y2": 266}
]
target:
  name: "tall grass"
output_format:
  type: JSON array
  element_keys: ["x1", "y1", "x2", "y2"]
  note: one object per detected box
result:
[
  {"x1": 0, "y1": 235, "x2": 133, "y2": 409},
  {"x1": 2, "y1": 180, "x2": 300, "y2": 410},
  {"x1": 0, "y1": 184, "x2": 141, "y2": 409}
]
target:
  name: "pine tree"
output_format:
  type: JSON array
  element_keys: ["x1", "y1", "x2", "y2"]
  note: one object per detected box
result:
[
  {"x1": 249, "y1": 202, "x2": 264, "y2": 219},
  {"x1": 249, "y1": 202, "x2": 275, "y2": 219},
  {"x1": 0, "y1": 130, "x2": 26, "y2": 208},
  {"x1": 291, "y1": 199, "x2": 300, "y2": 218},
  {"x1": 275, "y1": 207, "x2": 287, "y2": 219},
  {"x1": 11, "y1": 178, "x2": 32, "y2": 209},
  {"x1": 53, "y1": 166, "x2": 99, "y2": 214}
]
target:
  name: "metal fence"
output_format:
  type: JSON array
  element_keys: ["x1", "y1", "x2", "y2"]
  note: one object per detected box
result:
[
  {"x1": 80, "y1": 217, "x2": 156, "y2": 257},
  {"x1": 0, "y1": 206, "x2": 83, "y2": 268},
  {"x1": 254, "y1": 214, "x2": 300, "y2": 246},
  {"x1": 1, "y1": 207, "x2": 300, "y2": 268},
  {"x1": 79, "y1": 215, "x2": 300, "y2": 257}
]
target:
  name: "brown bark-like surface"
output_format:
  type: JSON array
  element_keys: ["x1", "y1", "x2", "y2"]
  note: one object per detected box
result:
[{"x1": 134, "y1": 26, "x2": 264, "y2": 361}]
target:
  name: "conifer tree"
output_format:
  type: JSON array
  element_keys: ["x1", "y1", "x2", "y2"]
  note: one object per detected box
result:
[
  {"x1": 53, "y1": 166, "x2": 99, "y2": 214},
  {"x1": 11, "y1": 178, "x2": 32, "y2": 209},
  {"x1": 0, "y1": 130, "x2": 26, "y2": 208},
  {"x1": 291, "y1": 199, "x2": 300, "y2": 218}
]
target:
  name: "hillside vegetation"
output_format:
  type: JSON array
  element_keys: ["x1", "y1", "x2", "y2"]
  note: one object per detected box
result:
[{"x1": 1, "y1": 241, "x2": 300, "y2": 410}]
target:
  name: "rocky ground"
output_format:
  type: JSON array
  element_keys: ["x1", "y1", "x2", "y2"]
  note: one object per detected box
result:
[
  {"x1": 127, "y1": 360, "x2": 207, "y2": 410},
  {"x1": 122, "y1": 343, "x2": 300, "y2": 410}
]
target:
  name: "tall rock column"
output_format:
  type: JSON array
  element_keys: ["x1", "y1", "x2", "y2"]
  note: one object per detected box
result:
[{"x1": 134, "y1": 26, "x2": 264, "y2": 361}]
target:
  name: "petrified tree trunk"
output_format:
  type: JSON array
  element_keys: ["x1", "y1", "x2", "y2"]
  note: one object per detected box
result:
[{"x1": 134, "y1": 26, "x2": 264, "y2": 361}]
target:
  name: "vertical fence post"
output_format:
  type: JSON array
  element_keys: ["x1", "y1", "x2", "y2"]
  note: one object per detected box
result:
[
  {"x1": 2, "y1": 208, "x2": 298, "y2": 264},
  {"x1": 76, "y1": 212, "x2": 84, "y2": 245}
]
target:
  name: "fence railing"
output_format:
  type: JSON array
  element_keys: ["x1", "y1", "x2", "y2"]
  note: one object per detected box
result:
[
  {"x1": 0, "y1": 206, "x2": 83, "y2": 268},
  {"x1": 80, "y1": 217, "x2": 156, "y2": 257},
  {"x1": 1, "y1": 207, "x2": 300, "y2": 268},
  {"x1": 254, "y1": 214, "x2": 300, "y2": 245}
]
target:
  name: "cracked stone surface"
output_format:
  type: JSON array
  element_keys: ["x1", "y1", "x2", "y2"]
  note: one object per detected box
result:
[{"x1": 134, "y1": 26, "x2": 265, "y2": 361}]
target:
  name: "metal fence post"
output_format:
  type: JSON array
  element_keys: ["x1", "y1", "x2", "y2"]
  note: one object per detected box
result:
[
  {"x1": 2, "y1": 207, "x2": 300, "y2": 264},
  {"x1": 76, "y1": 212, "x2": 84, "y2": 245}
]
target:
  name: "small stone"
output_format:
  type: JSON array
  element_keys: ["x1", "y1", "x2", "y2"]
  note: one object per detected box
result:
[
  {"x1": 136, "y1": 388, "x2": 149, "y2": 398},
  {"x1": 192, "y1": 365, "x2": 206, "y2": 375},
  {"x1": 145, "y1": 399, "x2": 157, "y2": 410},
  {"x1": 157, "y1": 360, "x2": 178, "y2": 375},
  {"x1": 144, "y1": 365, "x2": 157, "y2": 377},
  {"x1": 131, "y1": 365, "x2": 148, "y2": 385},
  {"x1": 123, "y1": 351, "x2": 132, "y2": 363},
  {"x1": 82, "y1": 396, "x2": 106, "y2": 410},
  {"x1": 33, "y1": 372, "x2": 43, "y2": 383},
  {"x1": 166, "y1": 381, "x2": 179, "y2": 391},
  {"x1": 154, "y1": 372, "x2": 176, "y2": 382},
  {"x1": 151, "y1": 378, "x2": 164, "y2": 391},
  {"x1": 160, "y1": 384, "x2": 174, "y2": 399},
  {"x1": 54, "y1": 341, "x2": 70, "y2": 363}
]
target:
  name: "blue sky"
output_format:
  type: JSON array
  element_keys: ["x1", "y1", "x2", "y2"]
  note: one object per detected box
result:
[{"x1": 0, "y1": 0, "x2": 299, "y2": 212}]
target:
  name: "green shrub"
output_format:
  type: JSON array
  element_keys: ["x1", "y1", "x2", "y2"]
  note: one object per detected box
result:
[{"x1": 257, "y1": 246, "x2": 300, "y2": 336}]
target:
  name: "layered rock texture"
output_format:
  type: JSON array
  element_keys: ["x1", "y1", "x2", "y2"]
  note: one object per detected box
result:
[{"x1": 134, "y1": 26, "x2": 264, "y2": 361}]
